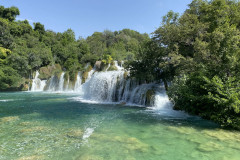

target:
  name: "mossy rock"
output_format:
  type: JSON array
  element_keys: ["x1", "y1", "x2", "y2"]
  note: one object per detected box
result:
[
  {"x1": 38, "y1": 64, "x2": 62, "y2": 80},
  {"x1": 82, "y1": 65, "x2": 93, "y2": 83},
  {"x1": 0, "y1": 116, "x2": 19, "y2": 123},
  {"x1": 63, "y1": 72, "x2": 69, "y2": 89},
  {"x1": 82, "y1": 71, "x2": 89, "y2": 84},
  {"x1": 124, "y1": 71, "x2": 129, "y2": 79},
  {"x1": 21, "y1": 84, "x2": 29, "y2": 91},
  {"x1": 108, "y1": 65, "x2": 118, "y2": 71},
  {"x1": 100, "y1": 63, "x2": 108, "y2": 71},
  {"x1": 197, "y1": 141, "x2": 224, "y2": 152},
  {"x1": 66, "y1": 129, "x2": 83, "y2": 139},
  {"x1": 145, "y1": 89, "x2": 155, "y2": 106},
  {"x1": 55, "y1": 71, "x2": 63, "y2": 79},
  {"x1": 86, "y1": 65, "x2": 93, "y2": 72},
  {"x1": 94, "y1": 61, "x2": 102, "y2": 71},
  {"x1": 67, "y1": 81, "x2": 75, "y2": 90},
  {"x1": 38, "y1": 67, "x2": 51, "y2": 80}
]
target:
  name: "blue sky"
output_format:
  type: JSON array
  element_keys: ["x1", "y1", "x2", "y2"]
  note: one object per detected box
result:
[{"x1": 0, "y1": 0, "x2": 192, "y2": 38}]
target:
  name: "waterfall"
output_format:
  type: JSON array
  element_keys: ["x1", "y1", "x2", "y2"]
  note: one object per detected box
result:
[
  {"x1": 74, "y1": 72, "x2": 82, "y2": 92},
  {"x1": 80, "y1": 70, "x2": 171, "y2": 108},
  {"x1": 114, "y1": 61, "x2": 124, "y2": 71},
  {"x1": 30, "y1": 65, "x2": 172, "y2": 109},
  {"x1": 58, "y1": 72, "x2": 65, "y2": 91},
  {"x1": 31, "y1": 71, "x2": 46, "y2": 91}
]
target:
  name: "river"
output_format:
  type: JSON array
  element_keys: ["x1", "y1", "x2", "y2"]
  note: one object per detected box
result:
[{"x1": 0, "y1": 92, "x2": 240, "y2": 160}]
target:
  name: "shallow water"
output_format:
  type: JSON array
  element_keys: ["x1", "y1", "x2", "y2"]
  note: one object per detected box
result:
[{"x1": 0, "y1": 92, "x2": 240, "y2": 160}]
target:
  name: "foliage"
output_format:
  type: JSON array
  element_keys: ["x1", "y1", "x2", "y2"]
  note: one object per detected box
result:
[
  {"x1": 128, "y1": 0, "x2": 240, "y2": 129},
  {"x1": 0, "y1": 5, "x2": 149, "y2": 91},
  {"x1": 102, "y1": 54, "x2": 113, "y2": 64}
]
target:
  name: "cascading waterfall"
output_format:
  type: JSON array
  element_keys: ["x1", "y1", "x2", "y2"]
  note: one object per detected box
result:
[
  {"x1": 114, "y1": 61, "x2": 124, "y2": 71},
  {"x1": 31, "y1": 71, "x2": 46, "y2": 91},
  {"x1": 80, "y1": 70, "x2": 171, "y2": 108},
  {"x1": 74, "y1": 72, "x2": 82, "y2": 92},
  {"x1": 30, "y1": 63, "x2": 172, "y2": 108},
  {"x1": 58, "y1": 72, "x2": 65, "y2": 91}
]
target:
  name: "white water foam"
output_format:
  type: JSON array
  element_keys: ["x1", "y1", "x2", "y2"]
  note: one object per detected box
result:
[
  {"x1": 31, "y1": 71, "x2": 46, "y2": 91},
  {"x1": 82, "y1": 128, "x2": 94, "y2": 141},
  {"x1": 0, "y1": 99, "x2": 14, "y2": 102},
  {"x1": 30, "y1": 66, "x2": 173, "y2": 110}
]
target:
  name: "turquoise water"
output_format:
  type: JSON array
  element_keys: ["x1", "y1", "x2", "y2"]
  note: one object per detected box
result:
[{"x1": 0, "y1": 92, "x2": 240, "y2": 160}]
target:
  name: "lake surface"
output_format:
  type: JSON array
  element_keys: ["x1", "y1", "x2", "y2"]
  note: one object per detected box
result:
[{"x1": 0, "y1": 92, "x2": 240, "y2": 160}]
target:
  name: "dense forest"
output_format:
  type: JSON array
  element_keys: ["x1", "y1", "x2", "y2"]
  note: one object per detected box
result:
[
  {"x1": 129, "y1": 0, "x2": 240, "y2": 129},
  {"x1": 1, "y1": 0, "x2": 240, "y2": 129},
  {"x1": 0, "y1": 5, "x2": 149, "y2": 91}
]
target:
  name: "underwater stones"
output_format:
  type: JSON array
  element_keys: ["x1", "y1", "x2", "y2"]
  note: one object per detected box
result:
[
  {"x1": 197, "y1": 141, "x2": 224, "y2": 152},
  {"x1": 167, "y1": 126, "x2": 197, "y2": 135},
  {"x1": 0, "y1": 116, "x2": 19, "y2": 123},
  {"x1": 19, "y1": 121, "x2": 32, "y2": 126},
  {"x1": 113, "y1": 136, "x2": 149, "y2": 152},
  {"x1": 125, "y1": 157, "x2": 136, "y2": 160},
  {"x1": 19, "y1": 126, "x2": 49, "y2": 134},
  {"x1": 66, "y1": 129, "x2": 83, "y2": 139},
  {"x1": 202, "y1": 129, "x2": 240, "y2": 142},
  {"x1": 186, "y1": 136, "x2": 204, "y2": 144},
  {"x1": 76, "y1": 154, "x2": 103, "y2": 160},
  {"x1": 26, "y1": 112, "x2": 41, "y2": 118},
  {"x1": 18, "y1": 155, "x2": 44, "y2": 160}
]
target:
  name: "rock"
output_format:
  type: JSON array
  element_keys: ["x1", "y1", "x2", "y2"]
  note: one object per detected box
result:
[
  {"x1": 82, "y1": 71, "x2": 89, "y2": 84},
  {"x1": 76, "y1": 154, "x2": 103, "y2": 160},
  {"x1": 95, "y1": 61, "x2": 102, "y2": 71},
  {"x1": 19, "y1": 126, "x2": 49, "y2": 134},
  {"x1": 202, "y1": 129, "x2": 240, "y2": 142},
  {"x1": 18, "y1": 155, "x2": 44, "y2": 160},
  {"x1": 38, "y1": 64, "x2": 62, "y2": 80},
  {"x1": 21, "y1": 83, "x2": 29, "y2": 91},
  {"x1": 107, "y1": 65, "x2": 118, "y2": 71},
  {"x1": 82, "y1": 65, "x2": 93, "y2": 83},
  {"x1": 124, "y1": 71, "x2": 129, "y2": 79},
  {"x1": 0, "y1": 116, "x2": 19, "y2": 123},
  {"x1": 120, "y1": 101, "x2": 126, "y2": 105},
  {"x1": 19, "y1": 121, "x2": 32, "y2": 126},
  {"x1": 197, "y1": 141, "x2": 224, "y2": 152},
  {"x1": 145, "y1": 89, "x2": 155, "y2": 106},
  {"x1": 66, "y1": 129, "x2": 83, "y2": 139},
  {"x1": 168, "y1": 126, "x2": 197, "y2": 134}
]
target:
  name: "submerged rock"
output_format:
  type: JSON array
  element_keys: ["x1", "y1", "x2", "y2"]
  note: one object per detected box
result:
[
  {"x1": 0, "y1": 116, "x2": 19, "y2": 123},
  {"x1": 167, "y1": 126, "x2": 197, "y2": 134},
  {"x1": 18, "y1": 155, "x2": 44, "y2": 160},
  {"x1": 19, "y1": 126, "x2": 49, "y2": 134},
  {"x1": 66, "y1": 129, "x2": 83, "y2": 139},
  {"x1": 76, "y1": 154, "x2": 103, "y2": 160},
  {"x1": 197, "y1": 141, "x2": 224, "y2": 152},
  {"x1": 202, "y1": 129, "x2": 240, "y2": 142},
  {"x1": 113, "y1": 136, "x2": 149, "y2": 152}
]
